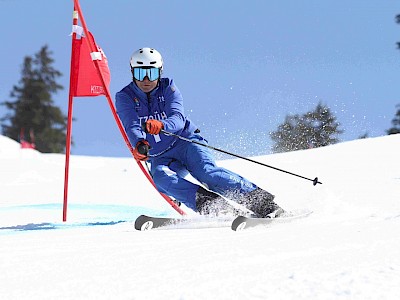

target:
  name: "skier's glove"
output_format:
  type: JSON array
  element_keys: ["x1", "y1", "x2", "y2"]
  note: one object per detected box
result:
[
  {"x1": 144, "y1": 120, "x2": 164, "y2": 135},
  {"x1": 133, "y1": 140, "x2": 150, "y2": 161}
]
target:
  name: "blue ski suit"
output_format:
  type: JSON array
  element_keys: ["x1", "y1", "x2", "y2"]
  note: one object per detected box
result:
[{"x1": 116, "y1": 78, "x2": 257, "y2": 210}]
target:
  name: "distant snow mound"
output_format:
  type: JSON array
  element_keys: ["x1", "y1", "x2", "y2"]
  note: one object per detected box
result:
[
  {"x1": 0, "y1": 134, "x2": 21, "y2": 154},
  {"x1": 0, "y1": 134, "x2": 40, "y2": 157}
]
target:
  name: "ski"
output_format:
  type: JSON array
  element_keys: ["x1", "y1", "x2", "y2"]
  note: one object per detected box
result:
[
  {"x1": 134, "y1": 215, "x2": 187, "y2": 231},
  {"x1": 134, "y1": 214, "x2": 235, "y2": 231},
  {"x1": 231, "y1": 210, "x2": 313, "y2": 231}
]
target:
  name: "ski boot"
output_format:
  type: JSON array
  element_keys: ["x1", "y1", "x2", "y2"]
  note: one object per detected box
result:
[
  {"x1": 196, "y1": 186, "x2": 239, "y2": 217},
  {"x1": 239, "y1": 187, "x2": 285, "y2": 218}
]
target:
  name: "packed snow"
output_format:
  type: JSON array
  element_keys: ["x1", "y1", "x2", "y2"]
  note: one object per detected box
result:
[{"x1": 0, "y1": 133, "x2": 399, "y2": 299}]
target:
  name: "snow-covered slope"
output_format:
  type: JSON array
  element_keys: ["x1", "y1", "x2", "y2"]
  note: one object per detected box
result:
[{"x1": 0, "y1": 134, "x2": 399, "y2": 299}]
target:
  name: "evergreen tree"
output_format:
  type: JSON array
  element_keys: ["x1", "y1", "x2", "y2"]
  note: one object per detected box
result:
[
  {"x1": 387, "y1": 104, "x2": 400, "y2": 135},
  {"x1": 0, "y1": 45, "x2": 67, "y2": 153},
  {"x1": 389, "y1": 15, "x2": 400, "y2": 135},
  {"x1": 270, "y1": 102, "x2": 343, "y2": 153},
  {"x1": 396, "y1": 14, "x2": 400, "y2": 49}
]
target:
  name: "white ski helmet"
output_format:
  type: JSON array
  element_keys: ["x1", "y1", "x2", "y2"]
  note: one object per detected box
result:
[{"x1": 130, "y1": 47, "x2": 163, "y2": 71}]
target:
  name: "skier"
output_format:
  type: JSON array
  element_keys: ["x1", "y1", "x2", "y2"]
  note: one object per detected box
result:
[{"x1": 116, "y1": 47, "x2": 284, "y2": 218}]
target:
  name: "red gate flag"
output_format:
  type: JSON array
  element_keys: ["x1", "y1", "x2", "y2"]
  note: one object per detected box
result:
[
  {"x1": 70, "y1": 25, "x2": 110, "y2": 96},
  {"x1": 64, "y1": 0, "x2": 186, "y2": 222},
  {"x1": 64, "y1": 2, "x2": 112, "y2": 222}
]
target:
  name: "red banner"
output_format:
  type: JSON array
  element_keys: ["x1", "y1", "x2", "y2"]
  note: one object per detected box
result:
[{"x1": 71, "y1": 31, "x2": 110, "y2": 97}]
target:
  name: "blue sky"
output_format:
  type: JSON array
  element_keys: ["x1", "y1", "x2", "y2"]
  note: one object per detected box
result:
[{"x1": 0, "y1": 0, "x2": 399, "y2": 158}]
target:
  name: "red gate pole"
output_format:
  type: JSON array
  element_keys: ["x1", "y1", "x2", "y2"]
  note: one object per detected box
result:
[{"x1": 63, "y1": 8, "x2": 78, "y2": 222}]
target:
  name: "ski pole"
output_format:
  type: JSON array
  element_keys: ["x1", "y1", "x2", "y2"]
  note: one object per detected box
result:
[{"x1": 160, "y1": 129, "x2": 322, "y2": 186}]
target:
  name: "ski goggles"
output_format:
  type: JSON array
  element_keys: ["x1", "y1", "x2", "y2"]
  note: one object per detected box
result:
[{"x1": 133, "y1": 67, "x2": 160, "y2": 81}]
